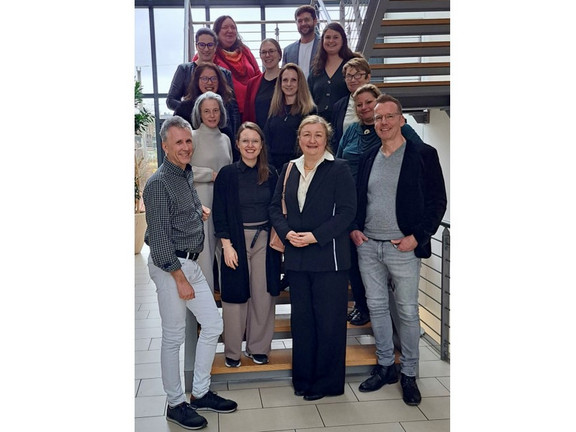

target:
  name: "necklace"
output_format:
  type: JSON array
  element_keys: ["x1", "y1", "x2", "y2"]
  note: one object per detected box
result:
[{"x1": 283, "y1": 104, "x2": 291, "y2": 122}]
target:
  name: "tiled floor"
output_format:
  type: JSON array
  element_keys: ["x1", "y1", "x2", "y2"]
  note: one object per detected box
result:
[{"x1": 135, "y1": 245, "x2": 450, "y2": 431}]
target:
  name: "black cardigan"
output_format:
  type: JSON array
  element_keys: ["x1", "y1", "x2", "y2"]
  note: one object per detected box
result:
[
  {"x1": 212, "y1": 162, "x2": 281, "y2": 303},
  {"x1": 269, "y1": 158, "x2": 357, "y2": 272},
  {"x1": 352, "y1": 138, "x2": 447, "y2": 258}
]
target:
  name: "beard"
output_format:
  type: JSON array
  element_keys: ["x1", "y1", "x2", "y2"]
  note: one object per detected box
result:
[{"x1": 299, "y1": 25, "x2": 314, "y2": 37}]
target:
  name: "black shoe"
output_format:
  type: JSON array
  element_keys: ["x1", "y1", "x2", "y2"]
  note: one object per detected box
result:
[
  {"x1": 303, "y1": 392, "x2": 324, "y2": 401},
  {"x1": 347, "y1": 308, "x2": 359, "y2": 322},
  {"x1": 358, "y1": 364, "x2": 399, "y2": 392},
  {"x1": 166, "y1": 402, "x2": 207, "y2": 430},
  {"x1": 244, "y1": 352, "x2": 269, "y2": 365},
  {"x1": 190, "y1": 390, "x2": 238, "y2": 413},
  {"x1": 400, "y1": 373, "x2": 422, "y2": 406},
  {"x1": 225, "y1": 357, "x2": 241, "y2": 368},
  {"x1": 349, "y1": 310, "x2": 370, "y2": 326},
  {"x1": 294, "y1": 389, "x2": 305, "y2": 396}
]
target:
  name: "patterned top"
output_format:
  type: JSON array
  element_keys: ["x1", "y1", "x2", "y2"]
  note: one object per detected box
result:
[{"x1": 143, "y1": 158, "x2": 204, "y2": 272}]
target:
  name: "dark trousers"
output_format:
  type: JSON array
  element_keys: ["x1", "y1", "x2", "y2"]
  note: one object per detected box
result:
[
  {"x1": 349, "y1": 239, "x2": 368, "y2": 313},
  {"x1": 288, "y1": 269, "x2": 349, "y2": 395}
]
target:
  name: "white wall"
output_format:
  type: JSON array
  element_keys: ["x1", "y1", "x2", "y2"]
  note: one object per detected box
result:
[{"x1": 406, "y1": 109, "x2": 450, "y2": 223}]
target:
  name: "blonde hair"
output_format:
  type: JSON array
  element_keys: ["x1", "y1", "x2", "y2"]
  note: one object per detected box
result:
[
  {"x1": 268, "y1": 63, "x2": 315, "y2": 118},
  {"x1": 297, "y1": 115, "x2": 334, "y2": 154}
]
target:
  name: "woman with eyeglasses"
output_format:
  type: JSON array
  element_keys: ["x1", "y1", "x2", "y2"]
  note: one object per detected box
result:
[
  {"x1": 185, "y1": 92, "x2": 233, "y2": 298},
  {"x1": 263, "y1": 63, "x2": 316, "y2": 172},
  {"x1": 307, "y1": 22, "x2": 361, "y2": 124},
  {"x1": 243, "y1": 39, "x2": 282, "y2": 130},
  {"x1": 167, "y1": 27, "x2": 235, "y2": 111},
  {"x1": 212, "y1": 16, "x2": 262, "y2": 121},
  {"x1": 212, "y1": 122, "x2": 281, "y2": 368},
  {"x1": 174, "y1": 63, "x2": 241, "y2": 160},
  {"x1": 330, "y1": 57, "x2": 372, "y2": 155}
]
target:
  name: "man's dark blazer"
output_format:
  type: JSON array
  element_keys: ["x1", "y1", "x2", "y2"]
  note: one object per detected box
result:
[
  {"x1": 353, "y1": 138, "x2": 447, "y2": 258},
  {"x1": 270, "y1": 158, "x2": 357, "y2": 272}
]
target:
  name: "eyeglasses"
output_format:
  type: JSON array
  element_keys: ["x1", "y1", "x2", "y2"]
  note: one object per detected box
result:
[
  {"x1": 199, "y1": 76, "x2": 219, "y2": 83},
  {"x1": 260, "y1": 49, "x2": 277, "y2": 56},
  {"x1": 344, "y1": 72, "x2": 367, "y2": 81},
  {"x1": 374, "y1": 113, "x2": 401, "y2": 122},
  {"x1": 196, "y1": 42, "x2": 215, "y2": 49}
]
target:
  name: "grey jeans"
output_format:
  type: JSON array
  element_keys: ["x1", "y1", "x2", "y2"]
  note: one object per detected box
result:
[{"x1": 357, "y1": 239, "x2": 421, "y2": 377}]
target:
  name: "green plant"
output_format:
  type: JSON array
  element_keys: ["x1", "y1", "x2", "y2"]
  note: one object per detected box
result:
[
  {"x1": 135, "y1": 80, "x2": 154, "y2": 135},
  {"x1": 135, "y1": 80, "x2": 154, "y2": 212}
]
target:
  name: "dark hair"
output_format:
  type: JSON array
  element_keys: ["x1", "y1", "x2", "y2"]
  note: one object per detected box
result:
[
  {"x1": 311, "y1": 22, "x2": 360, "y2": 76},
  {"x1": 185, "y1": 63, "x2": 233, "y2": 105},
  {"x1": 236, "y1": 122, "x2": 271, "y2": 184},
  {"x1": 213, "y1": 15, "x2": 246, "y2": 51},
  {"x1": 295, "y1": 5, "x2": 317, "y2": 21},
  {"x1": 195, "y1": 27, "x2": 217, "y2": 44}
]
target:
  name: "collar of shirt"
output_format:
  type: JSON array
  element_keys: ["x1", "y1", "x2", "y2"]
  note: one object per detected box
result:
[
  {"x1": 292, "y1": 150, "x2": 334, "y2": 177},
  {"x1": 238, "y1": 159, "x2": 257, "y2": 173},
  {"x1": 162, "y1": 157, "x2": 192, "y2": 178}
]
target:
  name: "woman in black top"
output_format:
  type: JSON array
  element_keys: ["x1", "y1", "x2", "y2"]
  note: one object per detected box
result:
[
  {"x1": 307, "y1": 22, "x2": 360, "y2": 123},
  {"x1": 264, "y1": 63, "x2": 316, "y2": 172},
  {"x1": 212, "y1": 122, "x2": 281, "y2": 367}
]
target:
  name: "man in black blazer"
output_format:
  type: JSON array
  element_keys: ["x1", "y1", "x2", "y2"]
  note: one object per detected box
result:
[{"x1": 350, "y1": 94, "x2": 447, "y2": 406}]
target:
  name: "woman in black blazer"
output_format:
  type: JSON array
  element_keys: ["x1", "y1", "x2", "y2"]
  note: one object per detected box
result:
[{"x1": 269, "y1": 115, "x2": 357, "y2": 401}]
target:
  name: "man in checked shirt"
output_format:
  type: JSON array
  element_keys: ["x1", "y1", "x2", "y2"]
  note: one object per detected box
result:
[{"x1": 144, "y1": 115, "x2": 237, "y2": 430}]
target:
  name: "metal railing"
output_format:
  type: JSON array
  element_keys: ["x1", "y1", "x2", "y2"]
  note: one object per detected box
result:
[{"x1": 419, "y1": 220, "x2": 450, "y2": 361}]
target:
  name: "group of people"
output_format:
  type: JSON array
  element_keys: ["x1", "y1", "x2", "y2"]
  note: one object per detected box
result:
[{"x1": 143, "y1": 5, "x2": 447, "y2": 430}]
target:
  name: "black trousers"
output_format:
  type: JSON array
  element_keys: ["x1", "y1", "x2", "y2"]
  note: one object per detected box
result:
[
  {"x1": 349, "y1": 239, "x2": 368, "y2": 313},
  {"x1": 288, "y1": 269, "x2": 349, "y2": 395}
]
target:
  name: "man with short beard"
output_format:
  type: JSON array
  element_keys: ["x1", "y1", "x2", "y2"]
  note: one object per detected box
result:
[{"x1": 282, "y1": 5, "x2": 321, "y2": 79}]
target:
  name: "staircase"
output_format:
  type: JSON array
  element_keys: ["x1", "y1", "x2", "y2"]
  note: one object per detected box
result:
[
  {"x1": 208, "y1": 289, "x2": 385, "y2": 383},
  {"x1": 355, "y1": 0, "x2": 450, "y2": 117}
]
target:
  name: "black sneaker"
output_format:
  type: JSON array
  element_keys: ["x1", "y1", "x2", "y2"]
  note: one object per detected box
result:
[
  {"x1": 190, "y1": 390, "x2": 238, "y2": 413},
  {"x1": 166, "y1": 402, "x2": 207, "y2": 430},
  {"x1": 347, "y1": 308, "x2": 359, "y2": 322},
  {"x1": 225, "y1": 357, "x2": 241, "y2": 368},
  {"x1": 244, "y1": 352, "x2": 269, "y2": 365},
  {"x1": 400, "y1": 373, "x2": 422, "y2": 406},
  {"x1": 349, "y1": 310, "x2": 370, "y2": 326},
  {"x1": 358, "y1": 364, "x2": 399, "y2": 392}
]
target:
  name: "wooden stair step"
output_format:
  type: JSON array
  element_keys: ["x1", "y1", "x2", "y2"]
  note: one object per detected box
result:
[
  {"x1": 211, "y1": 345, "x2": 398, "y2": 377},
  {"x1": 371, "y1": 41, "x2": 450, "y2": 58},
  {"x1": 369, "y1": 62, "x2": 450, "y2": 78},
  {"x1": 380, "y1": 18, "x2": 450, "y2": 36},
  {"x1": 388, "y1": 0, "x2": 450, "y2": 13}
]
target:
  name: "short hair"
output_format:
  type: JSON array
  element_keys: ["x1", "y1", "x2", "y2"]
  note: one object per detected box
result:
[
  {"x1": 297, "y1": 114, "x2": 334, "y2": 154},
  {"x1": 352, "y1": 83, "x2": 380, "y2": 101},
  {"x1": 260, "y1": 38, "x2": 282, "y2": 59},
  {"x1": 236, "y1": 121, "x2": 271, "y2": 184},
  {"x1": 375, "y1": 93, "x2": 403, "y2": 113},
  {"x1": 343, "y1": 57, "x2": 371, "y2": 76},
  {"x1": 295, "y1": 5, "x2": 316, "y2": 20},
  {"x1": 160, "y1": 116, "x2": 193, "y2": 143},
  {"x1": 191, "y1": 91, "x2": 228, "y2": 129},
  {"x1": 195, "y1": 27, "x2": 217, "y2": 44}
]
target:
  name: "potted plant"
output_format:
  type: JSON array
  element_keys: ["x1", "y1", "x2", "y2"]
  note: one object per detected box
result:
[{"x1": 135, "y1": 80, "x2": 154, "y2": 254}]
